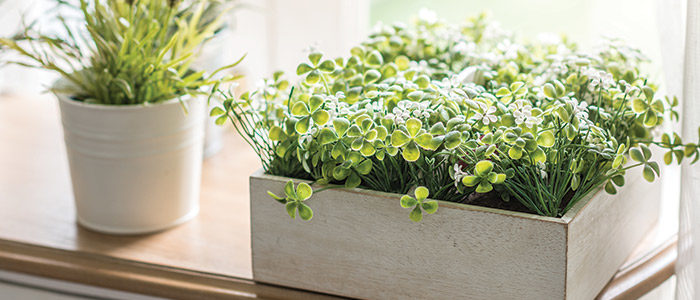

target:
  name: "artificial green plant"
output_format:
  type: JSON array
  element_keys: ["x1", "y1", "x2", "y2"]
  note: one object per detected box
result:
[
  {"x1": 0, "y1": 0, "x2": 242, "y2": 105},
  {"x1": 213, "y1": 11, "x2": 700, "y2": 221}
]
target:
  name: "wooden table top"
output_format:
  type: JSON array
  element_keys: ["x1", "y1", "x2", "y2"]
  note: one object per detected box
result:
[{"x1": 0, "y1": 94, "x2": 338, "y2": 299}]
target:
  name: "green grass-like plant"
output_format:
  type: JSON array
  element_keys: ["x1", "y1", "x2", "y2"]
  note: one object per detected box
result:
[
  {"x1": 212, "y1": 11, "x2": 700, "y2": 221},
  {"x1": 0, "y1": 0, "x2": 242, "y2": 105}
]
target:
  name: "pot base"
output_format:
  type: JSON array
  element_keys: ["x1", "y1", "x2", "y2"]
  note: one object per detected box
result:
[{"x1": 76, "y1": 207, "x2": 200, "y2": 235}]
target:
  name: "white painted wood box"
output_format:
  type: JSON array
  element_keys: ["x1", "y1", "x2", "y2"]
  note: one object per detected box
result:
[{"x1": 250, "y1": 169, "x2": 660, "y2": 299}]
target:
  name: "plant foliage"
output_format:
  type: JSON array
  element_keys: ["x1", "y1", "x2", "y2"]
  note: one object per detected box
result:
[
  {"x1": 212, "y1": 11, "x2": 700, "y2": 220},
  {"x1": 0, "y1": 0, "x2": 242, "y2": 105}
]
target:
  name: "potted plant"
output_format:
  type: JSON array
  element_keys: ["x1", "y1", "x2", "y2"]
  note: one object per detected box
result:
[
  {"x1": 214, "y1": 12, "x2": 699, "y2": 299},
  {"x1": 0, "y1": 0, "x2": 242, "y2": 234}
]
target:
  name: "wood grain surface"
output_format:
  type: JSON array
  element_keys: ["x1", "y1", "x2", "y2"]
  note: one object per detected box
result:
[
  {"x1": 251, "y1": 166, "x2": 659, "y2": 299},
  {"x1": 0, "y1": 94, "x2": 339, "y2": 299}
]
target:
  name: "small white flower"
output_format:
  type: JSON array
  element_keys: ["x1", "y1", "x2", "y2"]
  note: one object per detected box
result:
[
  {"x1": 453, "y1": 163, "x2": 468, "y2": 187},
  {"x1": 509, "y1": 99, "x2": 542, "y2": 128},
  {"x1": 473, "y1": 102, "x2": 498, "y2": 125},
  {"x1": 537, "y1": 162, "x2": 548, "y2": 179},
  {"x1": 583, "y1": 67, "x2": 615, "y2": 89}
]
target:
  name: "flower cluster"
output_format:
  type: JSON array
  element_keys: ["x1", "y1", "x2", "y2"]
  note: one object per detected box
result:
[{"x1": 212, "y1": 11, "x2": 700, "y2": 220}]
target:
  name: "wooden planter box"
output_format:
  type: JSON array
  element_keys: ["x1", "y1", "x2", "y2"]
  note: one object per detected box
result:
[{"x1": 250, "y1": 169, "x2": 660, "y2": 299}]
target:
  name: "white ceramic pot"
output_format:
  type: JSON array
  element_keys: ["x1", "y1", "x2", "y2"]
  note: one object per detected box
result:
[{"x1": 57, "y1": 94, "x2": 205, "y2": 235}]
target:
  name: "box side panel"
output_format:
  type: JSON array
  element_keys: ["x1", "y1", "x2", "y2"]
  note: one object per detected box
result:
[
  {"x1": 566, "y1": 170, "x2": 661, "y2": 299},
  {"x1": 251, "y1": 175, "x2": 567, "y2": 300}
]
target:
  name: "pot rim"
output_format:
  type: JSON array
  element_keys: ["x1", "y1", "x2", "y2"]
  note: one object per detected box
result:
[
  {"x1": 54, "y1": 92, "x2": 197, "y2": 111},
  {"x1": 249, "y1": 168, "x2": 595, "y2": 225}
]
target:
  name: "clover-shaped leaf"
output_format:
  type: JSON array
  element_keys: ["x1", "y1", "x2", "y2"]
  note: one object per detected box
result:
[
  {"x1": 268, "y1": 180, "x2": 315, "y2": 221},
  {"x1": 390, "y1": 118, "x2": 440, "y2": 161},
  {"x1": 347, "y1": 116, "x2": 381, "y2": 156},
  {"x1": 400, "y1": 186, "x2": 438, "y2": 222},
  {"x1": 296, "y1": 52, "x2": 336, "y2": 85},
  {"x1": 462, "y1": 160, "x2": 506, "y2": 193}
]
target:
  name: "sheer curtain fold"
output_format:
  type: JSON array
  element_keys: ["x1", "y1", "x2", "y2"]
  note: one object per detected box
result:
[{"x1": 670, "y1": 0, "x2": 700, "y2": 298}]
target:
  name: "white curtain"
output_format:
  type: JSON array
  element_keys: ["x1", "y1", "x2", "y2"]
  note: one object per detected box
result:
[{"x1": 669, "y1": 0, "x2": 700, "y2": 298}]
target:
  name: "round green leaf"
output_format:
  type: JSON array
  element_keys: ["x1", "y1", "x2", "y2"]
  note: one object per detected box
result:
[
  {"x1": 284, "y1": 180, "x2": 296, "y2": 199},
  {"x1": 391, "y1": 130, "x2": 411, "y2": 147},
  {"x1": 543, "y1": 83, "x2": 555, "y2": 98},
  {"x1": 297, "y1": 203, "x2": 314, "y2": 221},
  {"x1": 345, "y1": 172, "x2": 361, "y2": 188},
  {"x1": 333, "y1": 166, "x2": 350, "y2": 180},
  {"x1": 360, "y1": 141, "x2": 376, "y2": 157},
  {"x1": 305, "y1": 70, "x2": 322, "y2": 85},
  {"x1": 536, "y1": 131, "x2": 555, "y2": 147},
  {"x1": 405, "y1": 118, "x2": 422, "y2": 137},
  {"x1": 347, "y1": 124, "x2": 363, "y2": 137},
  {"x1": 629, "y1": 148, "x2": 645, "y2": 162},
  {"x1": 400, "y1": 195, "x2": 417, "y2": 208},
  {"x1": 508, "y1": 146, "x2": 523, "y2": 160},
  {"x1": 296, "y1": 182, "x2": 313, "y2": 201},
  {"x1": 269, "y1": 126, "x2": 287, "y2": 141},
  {"x1": 474, "y1": 160, "x2": 494, "y2": 176},
  {"x1": 407, "y1": 91, "x2": 424, "y2": 101},
  {"x1": 285, "y1": 202, "x2": 297, "y2": 219},
  {"x1": 648, "y1": 161, "x2": 660, "y2": 176},
  {"x1": 528, "y1": 148, "x2": 545, "y2": 164},
  {"x1": 375, "y1": 126, "x2": 388, "y2": 140},
  {"x1": 366, "y1": 50, "x2": 384, "y2": 67},
  {"x1": 642, "y1": 111, "x2": 658, "y2": 127},
  {"x1": 444, "y1": 131, "x2": 462, "y2": 149},
  {"x1": 318, "y1": 60, "x2": 336, "y2": 72},
  {"x1": 351, "y1": 137, "x2": 364, "y2": 151},
  {"x1": 415, "y1": 133, "x2": 436, "y2": 150},
  {"x1": 642, "y1": 164, "x2": 655, "y2": 182},
  {"x1": 317, "y1": 128, "x2": 338, "y2": 145},
  {"x1": 462, "y1": 175, "x2": 479, "y2": 187},
  {"x1": 395, "y1": 55, "x2": 410, "y2": 70},
  {"x1": 333, "y1": 118, "x2": 350, "y2": 136},
  {"x1": 422, "y1": 200, "x2": 438, "y2": 214},
  {"x1": 356, "y1": 159, "x2": 373, "y2": 175},
  {"x1": 311, "y1": 110, "x2": 330, "y2": 125},
  {"x1": 309, "y1": 95, "x2": 324, "y2": 111},
  {"x1": 493, "y1": 173, "x2": 506, "y2": 184},
  {"x1": 631, "y1": 98, "x2": 647, "y2": 113},
  {"x1": 401, "y1": 142, "x2": 421, "y2": 162},
  {"x1": 414, "y1": 186, "x2": 429, "y2": 200},
  {"x1": 209, "y1": 107, "x2": 225, "y2": 116},
  {"x1": 409, "y1": 206, "x2": 423, "y2": 222},
  {"x1": 640, "y1": 144, "x2": 652, "y2": 160},
  {"x1": 664, "y1": 151, "x2": 673, "y2": 165},
  {"x1": 308, "y1": 52, "x2": 323, "y2": 65},
  {"x1": 475, "y1": 182, "x2": 493, "y2": 193},
  {"x1": 296, "y1": 62, "x2": 314, "y2": 75},
  {"x1": 612, "y1": 175, "x2": 625, "y2": 187},
  {"x1": 605, "y1": 181, "x2": 617, "y2": 194},
  {"x1": 295, "y1": 117, "x2": 310, "y2": 134},
  {"x1": 363, "y1": 69, "x2": 381, "y2": 84},
  {"x1": 291, "y1": 102, "x2": 310, "y2": 116}
]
